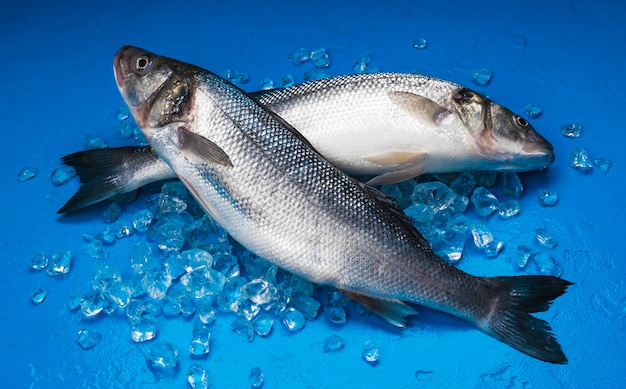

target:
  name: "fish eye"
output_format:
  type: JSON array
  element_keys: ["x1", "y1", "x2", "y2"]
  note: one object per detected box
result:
[
  {"x1": 134, "y1": 55, "x2": 152, "y2": 73},
  {"x1": 513, "y1": 115, "x2": 529, "y2": 127}
]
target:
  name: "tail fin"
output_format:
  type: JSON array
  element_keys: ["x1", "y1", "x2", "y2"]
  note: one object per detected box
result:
[
  {"x1": 481, "y1": 275, "x2": 573, "y2": 364},
  {"x1": 57, "y1": 146, "x2": 162, "y2": 213}
]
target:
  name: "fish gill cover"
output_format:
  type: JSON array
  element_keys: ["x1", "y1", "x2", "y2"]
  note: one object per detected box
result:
[{"x1": 3, "y1": 0, "x2": 625, "y2": 388}]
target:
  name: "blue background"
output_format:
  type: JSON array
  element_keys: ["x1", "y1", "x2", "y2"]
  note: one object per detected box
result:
[{"x1": 2, "y1": 0, "x2": 625, "y2": 387}]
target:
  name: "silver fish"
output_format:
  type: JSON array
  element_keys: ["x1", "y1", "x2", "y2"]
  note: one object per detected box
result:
[
  {"x1": 59, "y1": 73, "x2": 553, "y2": 213},
  {"x1": 114, "y1": 46, "x2": 571, "y2": 363}
]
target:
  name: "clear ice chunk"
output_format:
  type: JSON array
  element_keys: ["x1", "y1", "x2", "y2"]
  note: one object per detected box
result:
[
  {"x1": 279, "y1": 308, "x2": 306, "y2": 331},
  {"x1": 524, "y1": 102, "x2": 542, "y2": 118},
  {"x1": 242, "y1": 278, "x2": 278, "y2": 305},
  {"x1": 83, "y1": 240, "x2": 107, "y2": 260},
  {"x1": 114, "y1": 222, "x2": 134, "y2": 239},
  {"x1": 77, "y1": 329, "x2": 102, "y2": 349},
  {"x1": 187, "y1": 363, "x2": 209, "y2": 389},
  {"x1": 117, "y1": 107, "x2": 130, "y2": 121},
  {"x1": 501, "y1": 172, "x2": 523, "y2": 199},
  {"x1": 180, "y1": 268, "x2": 225, "y2": 299},
  {"x1": 471, "y1": 221, "x2": 493, "y2": 248},
  {"x1": 412, "y1": 38, "x2": 427, "y2": 49},
  {"x1": 92, "y1": 265, "x2": 122, "y2": 292},
  {"x1": 323, "y1": 335, "x2": 345, "y2": 352},
  {"x1": 103, "y1": 283, "x2": 133, "y2": 308},
  {"x1": 241, "y1": 252, "x2": 277, "y2": 281},
  {"x1": 327, "y1": 289, "x2": 350, "y2": 307},
  {"x1": 17, "y1": 166, "x2": 38, "y2": 182},
  {"x1": 303, "y1": 68, "x2": 328, "y2": 82},
  {"x1": 197, "y1": 304, "x2": 217, "y2": 325},
  {"x1": 147, "y1": 342, "x2": 178, "y2": 369},
  {"x1": 249, "y1": 367, "x2": 264, "y2": 388},
  {"x1": 559, "y1": 122, "x2": 582, "y2": 138},
  {"x1": 253, "y1": 313, "x2": 274, "y2": 337},
  {"x1": 158, "y1": 193, "x2": 188, "y2": 214},
  {"x1": 289, "y1": 294, "x2": 320, "y2": 319},
  {"x1": 224, "y1": 69, "x2": 249, "y2": 84},
  {"x1": 362, "y1": 340, "x2": 380, "y2": 364},
  {"x1": 532, "y1": 252, "x2": 562, "y2": 277},
  {"x1": 594, "y1": 158, "x2": 612, "y2": 174},
  {"x1": 142, "y1": 271, "x2": 172, "y2": 300},
  {"x1": 181, "y1": 248, "x2": 213, "y2": 272},
  {"x1": 280, "y1": 75, "x2": 295, "y2": 87},
  {"x1": 472, "y1": 68, "x2": 492, "y2": 86},
  {"x1": 535, "y1": 228, "x2": 557, "y2": 248},
  {"x1": 133, "y1": 209, "x2": 154, "y2": 232},
  {"x1": 485, "y1": 240, "x2": 504, "y2": 258},
  {"x1": 287, "y1": 48, "x2": 309, "y2": 65},
  {"x1": 156, "y1": 222, "x2": 185, "y2": 251},
  {"x1": 498, "y1": 200, "x2": 520, "y2": 218},
  {"x1": 47, "y1": 251, "x2": 72, "y2": 276},
  {"x1": 310, "y1": 48, "x2": 330, "y2": 68},
  {"x1": 84, "y1": 134, "x2": 108, "y2": 149},
  {"x1": 31, "y1": 286, "x2": 48, "y2": 304},
  {"x1": 286, "y1": 274, "x2": 314, "y2": 297},
  {"x1": 471, "y1": 187, "x2": 499, "y2": 217},
  {"x1": 431, "y1": 229, "x2": 466, "y2": 262},
  {"x1": 404, "y1": 204, "x2": 435, "y2": 230},
  {"x1": 51, "y1": 166, "x2": 77, "y2": 186},
  {"x1": 259, "y1": 78, "x2": 274, "y2": 90},
  {"x1": 569, "y1": 147, "x2": 593, "y2": 170},
  {"x1": 131, "y1": 315, "x2": 158, "y2": 342},
  {"x1": 130, "y1": 242, "x2": 157, "y2": 274},
  {"x1": 324, "y1": 306, "x2": 347, "y2": 324},
  {"x1": 30, "y1": 252, "x2": 48, "y2": 270},
  {"x1": 516, "y1": 245, "x2": 532, "y2": 269},
  {"x1": 190, "y1": 327, "x2": 211, "y2": 356},
  {"x1": 119, "y1": 122, "x2": 133, "y2": 138},
  {"x1": 80, "y1": 292, "x2": 105, "y2": 317},
  {"x1": 68, "y1": 293, "x2": 82, "y2": 311},
  {"x1": 450, "y1": 172, "x2": 476, "y2": 197},
  {"x1": 537, "y1": 189, "x2": 558, "y2": 206},
  {"x1": 353, "y1": 52, "x2": 370, "y2": 74}
]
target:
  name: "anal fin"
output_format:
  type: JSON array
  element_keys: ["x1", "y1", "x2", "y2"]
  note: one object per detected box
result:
[{"x1": 341, "y1": 290, "x2": 418, "y2": 327}]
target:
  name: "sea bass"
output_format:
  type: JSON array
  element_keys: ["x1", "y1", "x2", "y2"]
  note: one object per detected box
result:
[
  {"x1": 114, "y1": 46, "x2": 571, "y2": 363},
  {"x1": 59, "y1": 73, "x2": 553, "y2": 213}
]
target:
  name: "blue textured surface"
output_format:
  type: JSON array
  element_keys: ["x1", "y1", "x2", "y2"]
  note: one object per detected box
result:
[{"x1": 2, "y1": 1, "x2": 625, "y2": 387}]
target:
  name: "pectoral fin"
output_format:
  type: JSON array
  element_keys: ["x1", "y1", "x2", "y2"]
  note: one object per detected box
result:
[
  {"x1": 178, "y1": 128, "x2": 233, "y2": 167},
  {"x1": 341, "y1": 290, "x2": 418, "y2": 327},
  {"x1": 387, "y1": 91, "x2": 451, "y2": 126},
  {"x1": 363, "y1": 150, "x2": 426, "y2": 166}
]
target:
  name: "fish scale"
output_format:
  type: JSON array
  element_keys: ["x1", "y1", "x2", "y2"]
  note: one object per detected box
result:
[{"x1": 114, "y1": 46, "x2": 571, "y2": 364}]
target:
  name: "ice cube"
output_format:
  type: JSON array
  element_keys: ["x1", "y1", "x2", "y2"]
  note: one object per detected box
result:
[
  {"x1": 114, "y1": 222, "x2": 134, "y2": 239},
  {"x1": 249, "y1": 367, "x2": 264, "y2": 388},
  {"x1": 559, "y1": 122, "x2": 582, "y2": 138},
  {"x1": 142, "y1": 271, "x2": 172, "y2": 300},
  {"x1": 92, "y1": 265, "x2": 122, "y2": 292},
  {"x1": 116, "y1": 107, "x2": 130, "y2": 121},
  {"x1": 362, "y1": 340, "x2": 380, "y2": 364},
  {"x1": 516, "y1": 245, "x2": 532, "y2": 269},
  {"x1": 323, "y1": 335, "x2": 345, "y2": 352},
  {"x1": 189, "y1": 327, "x2": 211, "y2": 356},
  {"x1": 287, "y1": 48, "x2": 309, "y2": 65},
  {"x1": 537, "y1": 189, "x2": 558, "y2": 206},
  {"x1": 131, "y1": 315, "x2": 158, "y2": 342},
  {"x1": 498, "y1": 200, "x2": 520, "y2": 218},
  {"x1": 146, "y1": 342, "x2": 178, "y2": 369},
  {"x1": 412, "y1": 38, "x2": 428, "y2": 49},
  {"x1": 84, "y1": 134, "x2": 108, "y2": 149},
  {"x1": 79, "y1": 292, "x2": 105, "y2": 317},
  {"x1": 77, "y1": 329, "x2": 102, "y2": 349},
  {"x1": 471, "y1": 187, "x2": 499, "y2": 217},
  {"x1": 242, "y1": 278, "x2": 279, "y2": 305},
  {"x1": 130, "y1": 242, "x2": 157, "y2": 274},
  {"x1": 258, "y1": 78, "x2": 274, "y2": 90},
  {"x1": 310, "y1": 48, "x2": 330, "y2": 68},
  {"x1": 535, "y1": 228, "x2": 557, "y2": 248},
  {"x1": 593, "y1": 158, "x2": 612, "y2": 174},
  {"x1": 471, "y1": 221, "x2": 493, "y2": 248},
  {"x1": 51, "y1": 166, "x2": 76, "y2": 186},
  {"x1": 83, "y1": 240, "x2": 107, "y2": 260},
  {"x1": 103, "y1": 283, "x2": 133, "y2": 308},
  {"x1": 353, "y1": 52, "x2": 370, "y2": 74},
  {"x1": 181, "y1": 268, "x2": 225, "y2": 299},
  {"x1": 280, "y1": 75, "x2": 295, "y2": 87},
  {"x1": 253, "y1": 313, "x2": 274, "y2": 337},
  {"x1": 181, "y1": 248, "x2": 213, "y2": 272},
  {"x1": 30, "y1": 252, "x2": 48, "y2": 270},
  {"x1": 17, "y1": 166, "x2": 38, "y2": 182},
  {"x1": 68, "y1": 293, "x2": 82, "y2": 311},
  {"x1": 485, "y1": 240, "x2": 504, "y2": 258},
  {"x1": 158, "y1": 193, "x2": 188, "y2": 214},
  {"x1": 450, "y1": 172, "x2": 476, "y2": 197},
  {"x1": 279, "y1": 308, "x2": 305, "y2": 331},
  {"x1": 47, "y1": 251, "x2": 72, "y2": 276},
  {"x1": 224, "y1": 69, "x2": 249, "y2": 84},
  {"x1": 289, "y1": 294, "x2": 320, "y2": 319},
  {"x1": 524, "y1": 102, "x2": 542, "y2": 118},
  {"x1": 133, "y1": 209, "x2": 154, "y2": 232},
  {"x1": 197, "y1": 304, "x2": 217, "y2": 325},
  {"x1": 303, "y1": 68, "x2": 328, "y2": 82},
  {"x1": 187, "y1": 363, "x2": 209, "y2": 389},
  {"x1": 501, "y1": 172, "x2": 523, "y2": 199},
  {"x1": 569, "y1": 147, "x2": 593, "y2": 170},
  {"x1": 324, "y1": 306, "x2": 347, "y2": 324},
  {"x1": 31, "y1": 286, "x2": 48, "y2": 304},
  {"x1": 532, "y1": 252, "x2": 562, "y2": 277},
  {"x1": 119, "y1": 122, "x2": 133, "y2": 138},
  {"x1": 156, "y1": 222, "x2": 185, "y2": 251},
  {"x1": 472, "y1": 68, "x2": 492, "y2": 86}
]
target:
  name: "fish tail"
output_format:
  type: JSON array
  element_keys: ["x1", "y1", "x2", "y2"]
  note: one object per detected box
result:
[
  {"x1": 57, "y1": 146, "x2": 150, "y2": 213},
  {"x1": 480, "y1": 275, "x2": 573, "y2": 364}
]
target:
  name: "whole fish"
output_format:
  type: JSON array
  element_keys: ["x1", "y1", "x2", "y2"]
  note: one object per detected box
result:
[
  {"x1": 59, "y1": 72, "x2": 553, "y2": 213},
  {"x1": 114, "y1": 46, "x2": 571, "y2": 363}
]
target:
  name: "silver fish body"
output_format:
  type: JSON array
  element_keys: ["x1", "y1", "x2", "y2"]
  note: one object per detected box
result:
[
  {"x1": 60, "y1": 72, "x2": 553, "y2": 213},
  {"x1": 114, "y1": 46, "x2": 570, "y2": 364}
]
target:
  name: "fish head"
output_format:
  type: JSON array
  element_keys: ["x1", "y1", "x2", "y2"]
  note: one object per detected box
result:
[
  {"x1": 450, "y1": 88, "x2": 555, "y2": 171},
  {"x1": 114, "y1": 46, "x2": 194, "y2": 131}
]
